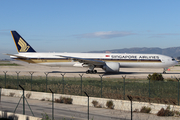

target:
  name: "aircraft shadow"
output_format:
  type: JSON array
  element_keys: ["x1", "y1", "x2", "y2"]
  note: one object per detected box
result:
[
  {"x1": 49, "y1": 71, "x2": 85, "y2": 74},
  {"x1": 48, "y1": 71, "x2": 180, "y2": 75},
  {"x1": 103, "y1": 71, "x2": 180, "y2": 75}
]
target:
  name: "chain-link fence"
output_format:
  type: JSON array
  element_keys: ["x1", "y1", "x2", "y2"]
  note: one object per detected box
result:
[{"x1": 0, "y1": 71, "x2": 179, "y2": 105}]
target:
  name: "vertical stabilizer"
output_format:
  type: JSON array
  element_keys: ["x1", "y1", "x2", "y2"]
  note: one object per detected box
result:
[{"x1": 11, "y1": 31, "x2": 36, "y2": 52}]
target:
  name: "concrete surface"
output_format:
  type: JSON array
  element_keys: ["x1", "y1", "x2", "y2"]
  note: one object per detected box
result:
[
  {"x1": 0, "y1": 95, "x2": 180, "y2": 120},
  {"x1": 0, "y1": 61, "x2": 180, "y2": 79},
  {"x1": 1, "y1": 88, "x2": 180, "y2": 120},
  {"x1": 0, "y1": 110, "x2": 41, "y2": 120}
]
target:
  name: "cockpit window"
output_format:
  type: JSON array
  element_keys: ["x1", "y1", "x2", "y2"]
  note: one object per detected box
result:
[{"x1": 172, "y1": 58, "x2": 175, "y2": 61}]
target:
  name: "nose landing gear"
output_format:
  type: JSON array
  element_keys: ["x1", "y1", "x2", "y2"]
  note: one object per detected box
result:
[{"x1": 163, "y1": 68, "x2": 167, "y2": 74}]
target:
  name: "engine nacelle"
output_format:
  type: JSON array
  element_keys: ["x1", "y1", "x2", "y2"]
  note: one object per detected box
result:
[{"x1": 103, "y1": 62, "x2": 120, "y2": 73}]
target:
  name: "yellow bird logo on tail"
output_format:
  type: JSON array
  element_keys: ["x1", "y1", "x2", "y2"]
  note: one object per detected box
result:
[{"x1": 18, "y1": 38, "x2": 30, "y2": 52}]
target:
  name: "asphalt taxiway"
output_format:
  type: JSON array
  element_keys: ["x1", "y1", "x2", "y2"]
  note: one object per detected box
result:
[
  {"x1": 0, "y1": 96, "x2": 179, "y2": 120},
  {"x1": 0, "y1": 61, "x2": 180, "y2": 79}
]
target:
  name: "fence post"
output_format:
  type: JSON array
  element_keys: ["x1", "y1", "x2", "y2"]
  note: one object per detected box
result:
[
  {"x1": 79, "y1": 74, "x2": 84, "y2": 96},
  {"x1": 44, "y1": 72, "x2": 49, "y2": 92},
  {"x1": 61, "y1": 73, "x2": 66, "y2": 94},
  {"x1": 19, "y1": 85, "x2": 25, "y2": 115},
  {"x1": 3, "y1": 71, "x2": 8, "y2": 88},
  {"x1": 29, "y1": 72, "x2": 34, "y2": 91},
  {"x1": 147, "y1": 75, "x2": 151, "y2": 101},
  {"x1": 127, "y1": 95, "x2": 133, "y2": 120},
  {"x1": 0, "y1": 86, "x2": 1, "y2": 103},
  {"x1": 14, "y1": 85, "x2": 34, "y2": 116},
  {"x1": 175, "y1": 77, "x2": 180, "y2": 105},
  {"x1": 49, "y1": 88, "x2": 54, "y2": 120},
  {"x1": 84, "y1": 92, "x2": 89, "y2": 120},
  {"x1": 122, "y1": 75, "x2": 126, "y2": 100},
  {"x1": 16, "y1": 71, "x2": 20, "y2": 89},
  {"x1": 99, "y1": 75, "x2": 103, "y2": 98},
  {"x1": 178, "y1": 79, "x2": 179, "y2": 106}
]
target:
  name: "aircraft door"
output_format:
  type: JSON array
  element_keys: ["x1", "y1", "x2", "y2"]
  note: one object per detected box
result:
[{"x1": 161, "y1": 58, "x2": 165, "y2": 63}]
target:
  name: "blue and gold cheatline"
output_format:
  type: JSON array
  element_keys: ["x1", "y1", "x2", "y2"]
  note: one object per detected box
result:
[{"x1": 11, "y1": 31, "x2": 36, "y2": 53}]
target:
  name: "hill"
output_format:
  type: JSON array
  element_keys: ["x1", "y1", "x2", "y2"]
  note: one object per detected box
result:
[{"x1": 88, "y1": 47, "x2": 180, "y2": 58}]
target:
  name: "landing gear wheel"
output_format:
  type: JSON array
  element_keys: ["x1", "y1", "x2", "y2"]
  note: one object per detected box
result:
[
  {"x1": 163, "y1": 71, "x2": 166, "y2": 74},
  {"x1": 86, "y1": 70, "x2": 90, "y2": 74},
  {"x1": 163, "y1": 68, "x2": 167, "y2": 74},
  {"x1": 86, "y1": 70, "x2": 97, "y2": 74}
]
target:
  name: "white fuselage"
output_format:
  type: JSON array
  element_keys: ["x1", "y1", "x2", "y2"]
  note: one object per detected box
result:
[{"x1": 11, "y1": 52, "x2": 178, "y2": 69}]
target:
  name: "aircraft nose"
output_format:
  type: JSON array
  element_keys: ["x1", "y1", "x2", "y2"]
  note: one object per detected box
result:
[{"x1": 173, "y1": 60, "x2": 179, "y2": 66}]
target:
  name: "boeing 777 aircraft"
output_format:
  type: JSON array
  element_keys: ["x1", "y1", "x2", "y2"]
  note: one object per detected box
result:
[{"x1": 6, "y1": 31, "x2": 178, "y2": 74}]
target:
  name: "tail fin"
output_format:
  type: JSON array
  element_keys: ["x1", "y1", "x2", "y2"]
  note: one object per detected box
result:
[{"x1": 11, "y1": 31, "x2": 36, "y2": 52}]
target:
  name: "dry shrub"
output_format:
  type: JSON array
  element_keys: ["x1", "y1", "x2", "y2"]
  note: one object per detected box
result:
[
  {"x1": 55, "y1": 97, "x2": 64, "y2": 103},
  {"x1": 55, "y1": 97, "x2": 73, "y2": 104},
  {"x1": 41, "y1": 98, "x2": 45, "y2": 101},
  {"x1": 26, "y1": 93, "x2": 31, "y2": 98},
  {"x1": 9, "y1": 93, "x2": 15, "y2": 97},
  {"x1": 64, "y1": 97, "x2": 73, "y2": 104},
  {"x1": 169, "y1": 99, "x2": 177, "y2": 105},
  {"x1": 133, "y1": 109, "x2": 139, "y2": 112},
  {"x1": 92, "y1": 100, "x2": 102, "y2": 108},
  {"x1": 174, "y1": 110, "x2": 180, "y2": 117},
  {"x1": 92, "y1": 100, "x2": 98, "y2": 107},
  {"x1": 106, "y1": 100, "x2": 114, "y2": 109},
  {"x1": 140, "y1": 106, "x2": 151, "y2": 113},
  {"x1": 148, "y1": 73, "x2": 164, "y2": 81},
  {"x1": 134, "y1": 96, "x2": 141, "y2": 102},
  {"x1": 157, "y1": 106, "x2": 174, "y2": 116}
]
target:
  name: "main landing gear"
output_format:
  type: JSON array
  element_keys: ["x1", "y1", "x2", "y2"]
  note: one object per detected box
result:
[
  {"x1": 86, "y1": 70, "x2": 97, "y2": 74},
  {"x1": 86, "y1": 64, "x2": 97, "y2": 74}
]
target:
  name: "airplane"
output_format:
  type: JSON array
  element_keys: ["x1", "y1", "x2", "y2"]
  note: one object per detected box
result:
[{"x1": 6, "y1": 31, "x2": 178, "y2": 74}]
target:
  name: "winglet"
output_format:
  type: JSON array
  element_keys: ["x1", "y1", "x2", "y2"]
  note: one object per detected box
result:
[{"x1": 11, "y1": 31, "x2": 36, "y2": 53}]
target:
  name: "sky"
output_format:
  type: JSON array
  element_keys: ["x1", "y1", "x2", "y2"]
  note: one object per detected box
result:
[{"x1": 0, "y1": 0, "x2": 180, "y2": 59}]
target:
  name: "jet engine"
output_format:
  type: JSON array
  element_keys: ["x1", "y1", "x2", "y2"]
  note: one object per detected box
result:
[{"x1": 103, "y1": 62, "x2": 120, "y2": 73}]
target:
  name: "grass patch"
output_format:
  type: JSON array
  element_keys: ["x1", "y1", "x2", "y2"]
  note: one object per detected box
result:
[
  {"x1": 0, "y1": 63, "x2": 21, "y2": 66},
  {"x1": 0, "y1": 61, "x2": 21, "y2": 66}
]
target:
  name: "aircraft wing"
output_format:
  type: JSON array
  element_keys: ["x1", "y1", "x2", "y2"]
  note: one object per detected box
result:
[
  {"x1": 57, "y1": 55, "x2": 105, "y2": 65},
  {"x1": 5, "y1": 54, "x2": 29, "y2": 59}
]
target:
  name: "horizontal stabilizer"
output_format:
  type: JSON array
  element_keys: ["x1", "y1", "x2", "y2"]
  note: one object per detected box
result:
[{"x1": 5, "y1": 53, "x2": 29, "y2": 59}]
